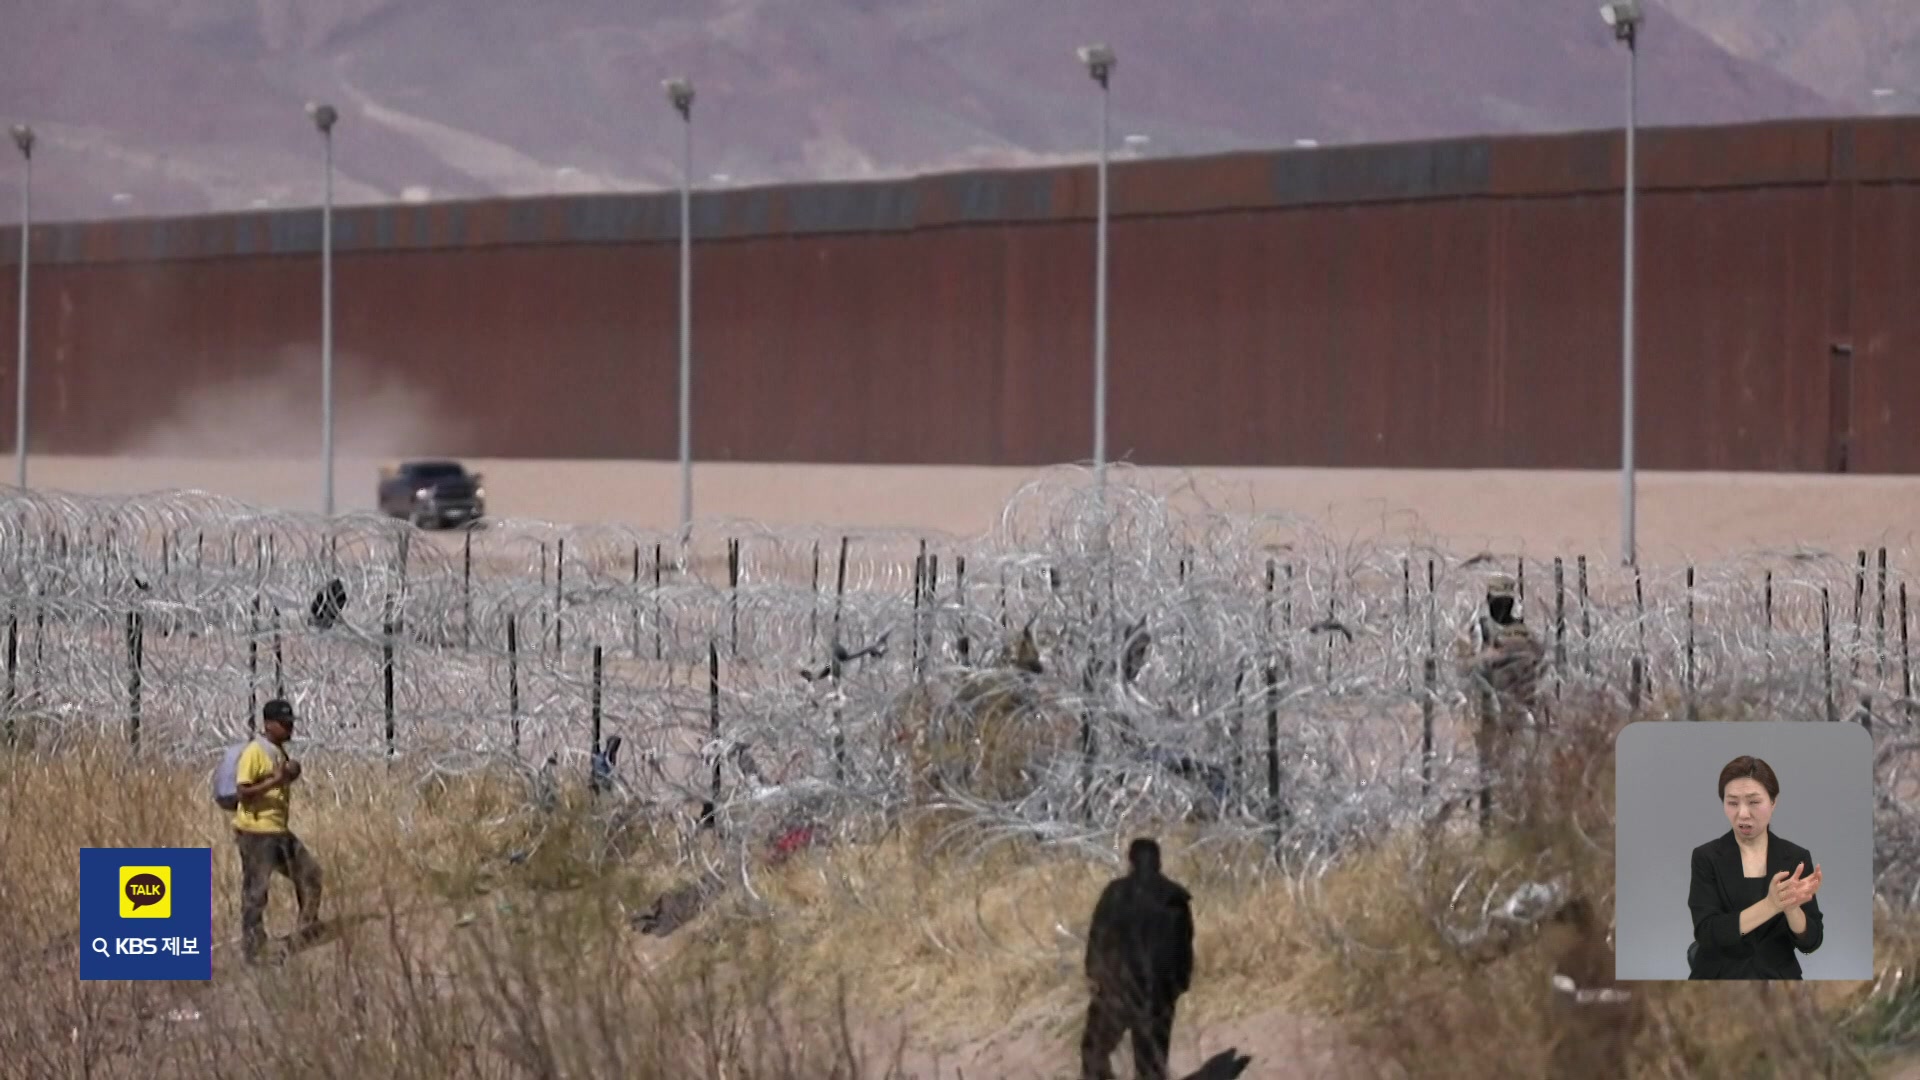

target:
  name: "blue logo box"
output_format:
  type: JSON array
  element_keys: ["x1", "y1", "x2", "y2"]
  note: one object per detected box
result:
[{"x1": 79, "y1": 847, "x2": 214, "y2": 981}]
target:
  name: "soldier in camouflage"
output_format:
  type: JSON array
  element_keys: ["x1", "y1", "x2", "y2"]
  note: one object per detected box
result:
[{"x1": 1457, "y1": 573, "x2": 1547, "y2": 829}]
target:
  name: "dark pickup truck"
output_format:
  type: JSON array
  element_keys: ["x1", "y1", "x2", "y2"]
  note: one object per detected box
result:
[{"x1": 377, "y1": 459, "x2": 487, "y2": 528}]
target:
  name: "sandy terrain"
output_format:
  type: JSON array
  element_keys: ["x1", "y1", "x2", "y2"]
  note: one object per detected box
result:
[
  {"x1": 15, "y1": 455, "x2": 1920, "y2": 566},
  {"x1": 860, "y1": 1000, "x2": 1380, "y2": 1080}
]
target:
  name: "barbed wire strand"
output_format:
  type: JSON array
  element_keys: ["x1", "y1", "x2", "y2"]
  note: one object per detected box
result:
[{"x1": 0, "y1": 470, "x2": 1914, "y2": 1011}]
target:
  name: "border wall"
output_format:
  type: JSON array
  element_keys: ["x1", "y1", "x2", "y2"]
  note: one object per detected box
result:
[{"x1": 1, "y1": 116, "x2": 1916, "y2": 471}]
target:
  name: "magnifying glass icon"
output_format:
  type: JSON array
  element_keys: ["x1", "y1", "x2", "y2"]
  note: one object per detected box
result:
[{"x1": 89, "y1": 938, "x2": 109, "y2": 957}]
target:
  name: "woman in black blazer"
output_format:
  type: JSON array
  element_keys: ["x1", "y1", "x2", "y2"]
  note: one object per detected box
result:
[{"x1": 1687, "y1": 755, "x2": 1824, "y2": 979}]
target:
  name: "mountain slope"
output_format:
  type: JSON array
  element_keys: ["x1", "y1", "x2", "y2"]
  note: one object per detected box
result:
[
  {"x1": 1659, "y1": 0, "x2": 1920, "y2": 112},
  {"x1": 2, "y1": 0, "x2": 1849, "y2": 224}
]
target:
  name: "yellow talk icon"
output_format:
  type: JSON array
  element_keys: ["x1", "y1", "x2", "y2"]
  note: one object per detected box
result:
[{"x1": 119, "y1": 865, "x2": 171, "y2": 919}]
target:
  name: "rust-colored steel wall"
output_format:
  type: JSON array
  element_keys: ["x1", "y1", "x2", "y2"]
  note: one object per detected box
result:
[
  {"x1": 1850, "y1": 183, "x2": 1920, "y2": 474},
  {"x1": 0, "y1": 116, "x2": 1916, "y2": 471}
]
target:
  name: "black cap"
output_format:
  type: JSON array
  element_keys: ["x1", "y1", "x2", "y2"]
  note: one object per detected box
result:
[{"x1": 262, "y1": 698, "x2": 296, "y2": 724}]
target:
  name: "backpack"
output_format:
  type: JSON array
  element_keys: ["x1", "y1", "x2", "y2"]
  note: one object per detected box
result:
[{"x1": 211, "y1": 736, "x2": 275, "y2": 811}]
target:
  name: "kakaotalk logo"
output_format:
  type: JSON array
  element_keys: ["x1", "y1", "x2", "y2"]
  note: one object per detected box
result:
[{"x1": 119, "y1": 866, "x2": 171, "y2": 919}]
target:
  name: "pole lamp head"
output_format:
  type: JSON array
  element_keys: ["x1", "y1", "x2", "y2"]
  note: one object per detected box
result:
[
  {"x1": 1600, "y1": 1, "x2": 1641, "y2": 46},
  {"x1": 664, "y1": 78, "x2": 694, "y2": 120},
  {"x1": 1077, "y1": 44, "x2": 1115, "y2": 89},
  {"x1": 306, "y1": 102, "x2": 338, "y2": 135},
  {"x1": 9, "y1": 124, "x2": 33, "y2": 160}
]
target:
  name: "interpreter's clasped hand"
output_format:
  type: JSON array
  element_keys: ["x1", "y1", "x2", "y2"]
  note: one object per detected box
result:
[
  {"x1": 1784, "y1": 863, "x2": 1821, "y2": 911},
  {"x1": 1770, "y1": 863, "x2": 1821, "y2": 912}
]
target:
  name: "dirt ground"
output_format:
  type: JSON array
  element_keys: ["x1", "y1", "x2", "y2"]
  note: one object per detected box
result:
[
  {"x1": 20, "y1": 455, "x2": 1920, "y2": 566},
  {"x1": 865, "y1": 1000, "x2": 1381, "y2": 1080}
]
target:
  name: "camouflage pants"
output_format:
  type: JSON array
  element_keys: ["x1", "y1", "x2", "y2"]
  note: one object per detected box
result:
[{"x1": 1476, "y1": 701, "x2": 1543, "y2": 825}]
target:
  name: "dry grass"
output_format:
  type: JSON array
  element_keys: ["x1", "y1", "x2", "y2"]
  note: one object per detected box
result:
[
  {"x1": 1287, "y1": 697, "x2": 1917, "y2": 1080},
  {"x1": 0, "y1": 743, "x2": 885, "y2": 1079},
  {"x1": 0, "y1": 737, "x2": 1317, "y2": 1079},
  {"x1": 1, "y1": 697, "x2": 1915, "y2": 1079}
]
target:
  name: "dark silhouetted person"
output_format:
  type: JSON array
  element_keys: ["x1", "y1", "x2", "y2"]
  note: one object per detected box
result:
[
  {"x1": 1081, "y1": 837, "x2": 1194, "y2": 1080},
  {"x1": 309, "y1": 578, "x2": 348, "y2": 630}
]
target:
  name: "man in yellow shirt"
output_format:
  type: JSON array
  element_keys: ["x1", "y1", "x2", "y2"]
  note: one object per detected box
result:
[{"x1": 234, "y1": 698, "x2": 323, "y2": 964}]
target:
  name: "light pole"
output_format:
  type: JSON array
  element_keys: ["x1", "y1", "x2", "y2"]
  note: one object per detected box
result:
[
  {"x1": 664, "y1": 77, "x2": 695, "y2": 554},
  {"x1": 306, "y1": 102, "x2": 338, "y2": 517},
  {"x1": 1077, "y1": 44, "x2": 1114, "y2": 492},
  {"x1": 1602, "y1": 1, "x2": 1640, "y2": 567},
  {"x1": 10, "y1": 124, "x2": 31, "y2": 491}
]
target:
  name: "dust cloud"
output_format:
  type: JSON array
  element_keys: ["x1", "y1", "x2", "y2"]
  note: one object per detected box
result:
[{"x1": 114, "y1": 344, "x2": 473, "y2": 461}]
